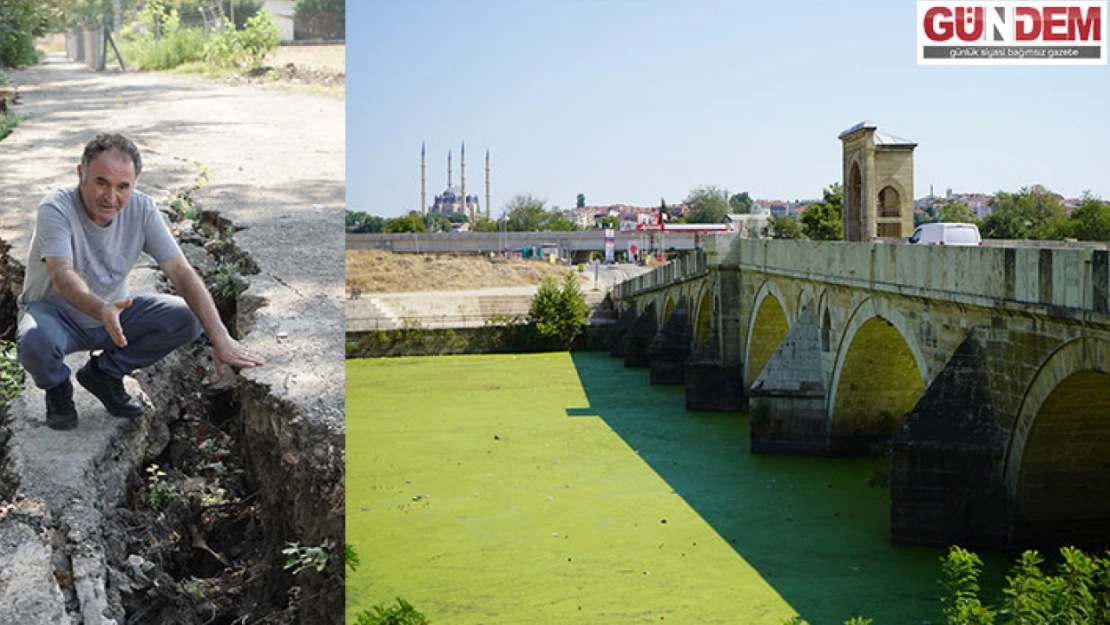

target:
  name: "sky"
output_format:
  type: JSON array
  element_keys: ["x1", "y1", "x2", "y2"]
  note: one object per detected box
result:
[{"x1": 347, "y1": 1, "x2": 1110, "y2": 218}]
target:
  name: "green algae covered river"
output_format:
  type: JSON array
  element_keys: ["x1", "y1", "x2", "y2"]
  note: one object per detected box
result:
[{"x1": 346, "y1": 352, "x2": 1008, "y2": 624}]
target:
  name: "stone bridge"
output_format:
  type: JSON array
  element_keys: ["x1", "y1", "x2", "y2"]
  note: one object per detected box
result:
[{"x1": 612, "y1": 234, "x2": 1110, "y2": 552}]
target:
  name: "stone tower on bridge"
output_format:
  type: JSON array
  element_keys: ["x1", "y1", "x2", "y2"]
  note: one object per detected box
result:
[{"x1": 839, "y1": 121, "x2": 917, "y2": 241}]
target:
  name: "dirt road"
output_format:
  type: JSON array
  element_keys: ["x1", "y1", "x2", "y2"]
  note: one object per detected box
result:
[{"x1": 0, "y1": 54, "x2": 344, "y2": 623}]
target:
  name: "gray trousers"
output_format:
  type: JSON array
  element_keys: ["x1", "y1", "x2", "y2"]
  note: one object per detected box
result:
[{"x1": 16, "y1": 294, "x2": 203, "y2": 390}]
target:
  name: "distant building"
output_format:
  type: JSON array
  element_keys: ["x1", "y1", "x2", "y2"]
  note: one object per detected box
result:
[
  {"x1": 432, "y1": 185, "x2": 481, "y2": 216},
  {"x1": 421, "y1": 142, "x2": 488, "y2": 221},
  {"x1": 723, "y1": 213, "x2": 769, "y2": 238},
  {"x1": 262, "y1": 0, "x2": 296, "y2": 42}
]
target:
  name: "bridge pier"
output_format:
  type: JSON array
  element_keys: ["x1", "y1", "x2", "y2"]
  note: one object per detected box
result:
[
  {"x1": 649, "y1": 296, "x2": 692, "y2": 384},
  {"x1": 684, "y1": 338, "x2": 746, "y2": 411},
  {"x1": 890, "y1": 337, "x2": 1009, "y2": 549},
  {"x1": 609, "y1": 304, "x2": 638, "y2": 358},
  {"x1": 685, "y1": 267, "x2": 747, "y2": 411},
  {"x1": 623, "y1": 302, "x2": 657, "y2": 368},
  {"x1": 747, "y1": 307, "x2": 830, "y2": 454}
]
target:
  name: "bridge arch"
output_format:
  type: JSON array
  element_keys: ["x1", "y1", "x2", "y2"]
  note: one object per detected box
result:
[
  {"x1": 693, "y1": 288, "x2": 712, "y2": 349},
  {"x1": 744, "y1": 280, "x2": 791, "y2": 388},
  {"x1": 877, "y1": 183, "x2": 906, "y2": 238},
  {"x1": 662, "y1": 296, "x2": 676, "y2": 324},
  {"x1": 846, "y1": 159, "x2": 863, "y2": 240},
  {"x1": 1003, "y1": 338, "x2": 1110, "y2": 547},
  {"x1": 827, "y1": 298, "x2": 928, "y2": 454}
]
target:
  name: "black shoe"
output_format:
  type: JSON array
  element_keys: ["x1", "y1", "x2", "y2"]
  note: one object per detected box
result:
[
  {"x1": 76, "y1": 355, "x2": 144, "y2": 419},
  {"x1": 45, "y1": 379, "x2": 78, "y2": 430}
]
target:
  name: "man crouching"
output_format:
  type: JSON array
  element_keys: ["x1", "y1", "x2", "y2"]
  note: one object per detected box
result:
[{"x1": 16, "y1": 132, "x2": 264, "y2": 430}]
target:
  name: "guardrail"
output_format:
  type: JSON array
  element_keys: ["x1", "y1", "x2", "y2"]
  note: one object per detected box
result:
[{"x1": 347, "y1": 310, "x2": 618, "y2": 332}]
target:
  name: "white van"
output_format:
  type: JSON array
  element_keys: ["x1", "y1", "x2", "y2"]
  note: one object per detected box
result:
[{"x1": 908, "y1": 222, "x2": 982, "y2": 246}]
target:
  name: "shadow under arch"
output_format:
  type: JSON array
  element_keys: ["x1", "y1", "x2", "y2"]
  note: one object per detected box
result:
[
  {"x1": 744, "y1": 280, "x2": 790, "y2": 389},
  {"x1": 1003, "y1": 337, "x2": 1110, "y2": 550},
  {"x1": 827, "y1": 298, "x2": 928, "y2": 455}
]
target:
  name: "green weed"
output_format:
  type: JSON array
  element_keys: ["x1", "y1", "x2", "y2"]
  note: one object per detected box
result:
[
  {"x1": 0, "y1": 341, "x2": 25, "y2": 404},
  {"x1": 146, "y1": 464, "x2": 182, "y2": 510},
  {"x1": 283, "y1": 539, "x2": 334, "y2": 575}
]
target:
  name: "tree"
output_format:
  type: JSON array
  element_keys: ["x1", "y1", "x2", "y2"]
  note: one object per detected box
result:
[
  {"x1": 729, "y1": 191, "x2": 753, "y2": 214},
  {"x1": 1065, "y1": 192, "x2": 1110, "y2": 241},
  {"x1": 799, "y1": 183, "x2": 843, "y2": 240},
  {"x1": 684, "y1": 185, "x2": 730, "y2": 224},
  {"x1": 981, "y1": 185, "x2": 1066, "y2": 240},
  {"x1": 1022, "y1": 184, "x2": 1066, "y2": 239},
  {"x1": 503, "y1": 194, "x2": 578, "y2": 232},
  {"x1": 294, "y1": 0, "x2": 343, "y2": 40},
  {"x1": 528, "y1": 271, "x2": 589, "y2": 347},
  {"x1": 935, "y1": 199, "x2": 979, "y2": 224},
  {"x1": 979, "y1": 204, "x2": 1027, "y2": 240},
  {"x1": 0, "y1": 0, "x2": 40, "y2": 68},
  {"x1": 768, "y1": 215, "x2": 802, "y2": 239},
  {"x1": 345, "y1": 210, "x2": 384, "y2": 233},
  {"x1": 504, "y1": 194, "x2": 548, "y2": 231},
  {"x1": 597, "y1": 215, "x2": 619, "y2": 229},
  {"x1": 421, "y1": 212, "x2": 452, "y2": 233},
  {"x1": 384, "y1": 211, "x2": 426, "y2": 233},
  {"x1": 469, "y1": 216, "x2": 500, "y2": 232},
  {"x1": 576, "y1": 193, "x2": 585, "y2": 209},
  {"x1": 544, "y1": 210, "x2": 578, "y2": 232}
]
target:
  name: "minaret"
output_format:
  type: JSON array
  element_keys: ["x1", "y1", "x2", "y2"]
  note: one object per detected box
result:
[
  {"x1": 485, "y1": 149, "x2": 491, "y2": 220},
  {"x1": 461, "y1": 141, "x2": 468, "y2": 219},
  {"x1": 420, "y1": 142, "x2": 427, "y2": 215},
  {"x1": 447, "y1": 150, "x2": 452, "y2": 188}
]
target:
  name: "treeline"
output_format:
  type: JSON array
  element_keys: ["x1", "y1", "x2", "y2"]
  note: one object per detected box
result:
[
  {"x1": 767, "y1": 184, "x2": 1110, "y2": 242},
  {"x1": 921, "y1": 185, "x2": 1110, "y2": 241},
  {"x1": 347, "y1": 194, "x2": 580, "y2": 234}
]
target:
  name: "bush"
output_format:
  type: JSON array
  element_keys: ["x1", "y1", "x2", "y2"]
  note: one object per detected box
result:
[
  {"x1": 0, "y1": 109, "x2": 27, "y2": 142},
  {"x1": 939, "y1": 545, "x2": 1110, "y2": 625},
  {"x1": 119, "y1": 2, "x2": 209, "y2": 70},
  {"x1": 0, "y1": 341, "x2": 24, "y2": 404},
  {"x1": 204, "y1": 10, "x2": 279, "y2": 70},
  {"x1": 0, "y1": 0, "x2": 40, "y2": 68},
  {"x1": 355, "y1": 598, "x2": 428, "y2": 625},
  {"x1": 528, "y1": 272, "x2": 589, "y2": 348}
]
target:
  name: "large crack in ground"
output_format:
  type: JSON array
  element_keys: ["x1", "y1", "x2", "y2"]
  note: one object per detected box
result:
[{"x1": 0, "y1": 185, "x2": 342, "y2": 623}]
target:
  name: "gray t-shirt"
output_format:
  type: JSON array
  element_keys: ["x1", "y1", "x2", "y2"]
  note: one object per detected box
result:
[{"x1": 19, "y1": 185, "x2": 183, "y2": 328}]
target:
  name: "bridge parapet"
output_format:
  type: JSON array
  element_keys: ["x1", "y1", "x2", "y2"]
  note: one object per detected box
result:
[
  {"x1": 721, "y1": 236, "x2": 1109, "y2": 318},
  {"x1": 613, "y1": 251, "x2": 708, "y2": 299},
  {"x1": 621, "y1": 234, "x2": 1110, "y2": 318}
]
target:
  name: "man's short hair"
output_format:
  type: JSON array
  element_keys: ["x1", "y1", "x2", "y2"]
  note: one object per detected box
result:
[{"x1": 81, "y1": 133, "x2": 142, "y2": 180}]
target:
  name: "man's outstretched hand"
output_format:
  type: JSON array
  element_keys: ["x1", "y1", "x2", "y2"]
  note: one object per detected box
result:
[
  {"x1": 100, "y1": 299, "x2": 133, "y2": 347},
  {"x1": 212, "y1": 337, "x2": 265, "y2": 380}
]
